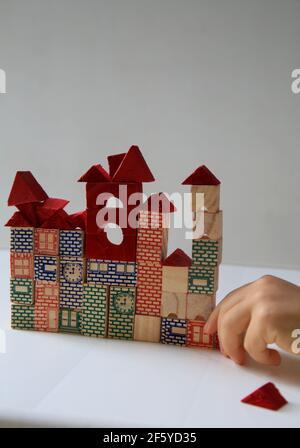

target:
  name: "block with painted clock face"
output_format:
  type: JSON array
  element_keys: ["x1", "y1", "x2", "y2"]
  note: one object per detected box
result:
[
  {"x1": 60, "y1": 257, "x2": 84, "y2": 284},
  {"x1": 110, "y1": 286, "x2": 135, "y2": 315}
]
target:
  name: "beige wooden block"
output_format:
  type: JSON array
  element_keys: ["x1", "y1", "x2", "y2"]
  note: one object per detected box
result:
[
  {"x1": 162, "y1": 266, "x2": 188, "y2": 293},
  {"x1": 191, "y1": 185, "x2": 220, "y2": 213},
  {"x1": 161, "y1": 291, "x2": 187, "y2": 319},
  {"x1": 193, "y1": 211, "x2": 223, "y2": 240},
  {"x1": 186, "y1": 294, "x2": 215, "y2": 321},
  {"x1": 162, "y1": 228, "x2": 169, "y2": 260},
  {"x1": 134, "y1": 315, "x2": 161, "y2": 343}
]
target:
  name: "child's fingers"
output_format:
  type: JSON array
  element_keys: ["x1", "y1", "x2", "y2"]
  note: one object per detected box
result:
[
  {"x1": 243, "y1": 318, "x2": 281, "y2": 366},
  {"x1": 218, "y1": 303, "x2": 250, "y2": 364},
  {"x1": 205, "y1": 282, "x2": 252, "y2": 334}
]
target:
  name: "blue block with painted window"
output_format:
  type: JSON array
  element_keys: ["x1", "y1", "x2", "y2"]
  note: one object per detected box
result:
[{"x1": 86, "y1": 259, "x2": 137, "y2": 286}]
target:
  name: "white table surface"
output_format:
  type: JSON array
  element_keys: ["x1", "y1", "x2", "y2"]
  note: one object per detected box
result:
[{"x1": 0, "y1": 249, "x2": 299, "y2": 428}]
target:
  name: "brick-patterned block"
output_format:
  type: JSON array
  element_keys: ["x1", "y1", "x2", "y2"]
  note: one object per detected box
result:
[
  {"x1": 59, "y1": 230, "x2": 84, "y2": 257},
  {"x1": 10, "y1": 227, "x2": 34, "y2": 253},
  {"x1": 188, "y1": 265, "x2": 217, "y2": 295},
  {"x1": 59, "y1": 308, "x2": 81, "y2": 333},
  {"x1": 35, "y1": 282, "x2": 59, "y2": 332},
  {"x1": 87, "y1": 259, "x2": 136, "y2": 286},
  {"x1": 10, "y1": 253, "x2": 34, "y2": 279},
  {"x1": 10, "y1": 278, "x2": 34, "y2": 305},
  {"x1": 136, "y1": 227, "x2": 164, "y2": 265},
  {"x1": 108, "y1": 286, "x2": 135, "y2": 340},
  {"x1": 81, "y1": 284, "x2": 108, "y2": 337},
  {"x1": 34, "y1": 255, "x2": 59, "y2": 282},
  {"x1": 136, "y1": 263, "x2": 162, "y2": 316},
  {"x1": 192, "y1": 239, "x2": 220, "y2": 268},
  {"x1": 34, "y1": 228, "x2": 59, "y2": 256},
  {"x1": 160, "y1": 318, "x2": 187, "y2": 346},
  {"x1": 60, "y1": 257, "x2": 84, "y2": 309},
  {"x1": 11, "y1": 303, "x2": 35, "y2": 330},
  {"x1": 187, "y1": 320, "x2": 214, "y2": 349}
]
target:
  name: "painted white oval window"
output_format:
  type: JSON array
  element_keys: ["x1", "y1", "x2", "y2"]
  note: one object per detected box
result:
[{"x1": 104, "y1": 223, "x2": 124, "y2": 245}]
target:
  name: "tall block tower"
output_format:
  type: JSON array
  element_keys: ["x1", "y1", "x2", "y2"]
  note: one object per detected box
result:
[{"x1": 182, "y1": 165, "x2": 222, "y2": 348}]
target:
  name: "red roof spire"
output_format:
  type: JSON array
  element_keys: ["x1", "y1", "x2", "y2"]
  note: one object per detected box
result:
[
  {"x1": 112, "y1": 146, "x2": 155, "y2": 183},
  {"x1": 163, "y1": 249, "x2": 192, "y2": 267},
  {"x1": 78, "y1": 164, "x2": 110, "y2": 183},
  {"x1": 5, "y1": 211, "x2": 32, "y2": 227},
  {"x1": 107, "y1": 153, "x2": 126, "y2": 178},
  {"x1": 8, "y1": 171, "x2": 48, "y2": 206},
  {"x1": 182, "y1": 165, "x2": 220, "y2": 185}
]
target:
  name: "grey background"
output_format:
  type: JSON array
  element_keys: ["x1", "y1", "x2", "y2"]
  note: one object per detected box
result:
[{"x1": 0, "y1": 0, "x2": 299, "y2": 269}]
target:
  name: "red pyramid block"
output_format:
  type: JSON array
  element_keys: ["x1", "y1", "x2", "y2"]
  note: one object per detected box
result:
[
  {"x1": 142, "y1": 193, "x2": 176, "y2": 214},
  {"x1": 182, "y1": 165, "x2": 220, "y2": 185},
  {"x1": 69, "y1": 210, "x2": 87, "y2": 230},
  {"x1": 112, "y1": 146, "x2": 155, "y2": 183},
  {"x1": 78, "y1": 164, "x2": 110, "y2": 182},
  {"x1": 36, "y1": 197, "x2": 69, "y2": 224},
  {"x1": 241, "y1": 382, "x2": 288, "y2": 411},
  {"x1": 5, "y1": 211, "x2": 32, "y2": 227},
  {"x1": 163, "y1": 248, "x2": 192, "y2": 267},
  {"x1": 8, "y1": 171, "x2": 48, "y2": 206},
  {"x1": 107, "y1": 153, "x2": 126, "y2": 178}
]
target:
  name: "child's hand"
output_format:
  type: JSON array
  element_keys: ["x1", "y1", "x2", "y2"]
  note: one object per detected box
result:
[{"x1": 204, "y1": 276, "x2": 300, "y2": 365}]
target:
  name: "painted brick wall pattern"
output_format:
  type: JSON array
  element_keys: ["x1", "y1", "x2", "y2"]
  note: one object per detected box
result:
[
  {"x1": 11, "y1": 303, "x2": 35, "y2": 330},
  {"x1": 10, "y1": 228, "x2": 34, "y2": 253},
  {"x1": 10, "y1": 278, "x2": 34, "y2": 304},
  {"x1": 81, "y1": 284, "x2": 108, "y2": 337},
  {"x1": 86, "y1": 259, "x2": 136, "y2": 286},
  {"x1": 34, "y1": 282, "x2": 59, "y2": 332},
  {"x1": 160, "y1": 318, "x2": 187, "y2": 346},
  {"x1": 108, "y1": 286, "x2": 135, "y2": 339}
]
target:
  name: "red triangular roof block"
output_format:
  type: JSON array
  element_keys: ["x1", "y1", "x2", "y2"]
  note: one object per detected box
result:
[
  {"x1": 69, "y1": 210, "x2": 87, "y2": 230},
  {"x1": 16, "y1": 203, "x2": 39, "y2": 227},
  {"x1": 163, "y1": 248, "x2": 192, "y2": 267},
  {"x1": 40, "y1": 209, "x2": 75, "y2": 230},
  {"x1": 143, "y1": 193, "x2": 176, "y2": 214},
  {"x1": 78, "y1": 164, "x2": 110, "y2": 183},
  {"x1": 182, "y1": 165, "x2": 220, "y2": 185},
  {"x1": 112, "y1": 146, "x2": 155, "y2": 183},
  {"x1": 8, "y1": 171, "x2": 48, "y2": 206},
  {"x1": 107, "y1": 153, "x2": 126, "y2": 178},
  {"x1": 36, "y1": 198, "x2": 69, "y2": 224},
  {"x1": 5, "y1": 211, "x2": 32, "y2": 227},
  {"x1": 241, "y1": 383, "x2": 288, "y2": 411}
]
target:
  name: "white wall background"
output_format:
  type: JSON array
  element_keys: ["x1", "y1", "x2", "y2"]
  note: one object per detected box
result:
[{"x1": 0, "y1": 0, "x2": 300, "y2": 269}]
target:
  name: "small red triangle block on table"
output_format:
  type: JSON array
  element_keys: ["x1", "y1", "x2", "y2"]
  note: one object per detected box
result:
[{"x1": 241, "y1": 382, "x2": 287, "y2": 411}]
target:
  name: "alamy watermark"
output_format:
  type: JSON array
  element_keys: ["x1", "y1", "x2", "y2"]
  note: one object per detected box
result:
[
  {"x1": 291, "y1": 329, "x2": 300, "y2": 355},
  {"x1": 291, "y1": 69, "x2": 300, "y2": 94},
  {"x1": 0, "y1": 68, "x2": 6, "y2": 93}
]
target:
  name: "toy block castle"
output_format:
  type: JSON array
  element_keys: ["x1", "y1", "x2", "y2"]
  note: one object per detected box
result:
[{"x1": 7, "y1": 145, "x2": 222, "y2": 349}]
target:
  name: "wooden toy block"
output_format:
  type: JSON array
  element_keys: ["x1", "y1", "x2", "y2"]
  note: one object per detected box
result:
[
  {"x1": 107, "y1": 152, "x2": 126, "y2": 177},
  {"x1": 78, "y1": 164, "x2": 110, "y2": 182},
  {"x1": 186, "y1": 294, "x2": 215, "y2": 321},
  {"x1": 8, "y1": 171, "x2": 48, "y2": 207},
  {"x1": 59, "y1": 257, "x2": 85, "y2": 309},
  {"x1": 11, "y1": 303, "x2": 35, "y2": 330},
  {"x1": 10, "y1": 278, "x2": 34, "y2": 305},
  {"x1": 86, "y1": 259, "x2": 137, "y2": 286},
  {"x1": 34, "y1": 228, "x2": 59, "y2": 256},
  {"x1": 59, "y1": 229, "x2": 84, "y2": 257},
  {"x1": 192, "y1": 211, "x2": 223, "y2": 240},
  {"x1": 81, "y1": 284, "x2": 108, "y2": 337},
  {"x1": 134, "y1": 315, "x2": 161, "y2": 343},
  {"x1": 35, "y1": 281, "x2": 59, "y2": 332},
  {"x1": 191, "y1": 185, "x2": 220, "y2": 213},
  {"x1": 86, "y1": 182, "x2": 142, "y2": 210},
  {"x1": 162, "y1": 267, "x2": 189, "y2": 293},
  {"x1": 10, "y1": 253, "x2": 34, "y2": 279},
  {"x1": 187, "y1": 320, "x2": 214, "y2": 348},
  {"x1": 108, "y1": 286, "x2": 136, "y2": 340},
  {"x1": 160, "y1": 318, "x2": 187, "y2": 346},
  {"x1": 161, "y1": 292, "x2": 187, "y2": 319},
  {"x1": 191, "y1": 239, "x2": 221, "y2": 268},
  {"x1": 111, "y1": 145, "x2": 155, "y2": 183},
  {"x1": 136, "y1": 263, "x2": 162, "y2": 316},
  {"x1": 5, "y1": 211, "x2": 32, "y2": 227},
  {"x1": 86, "y1": 229, "x2": 137, "y2": 262},
  {"x1": 241, "y1": 382, "x2": 288, "y2": 411},
  {"x1": 36, "y1": 197, "x2": 69, "y2": 223},
  {"x1": 59, "y1": 308, "x2": 81, "y2": 333},
  {"x1": 182, "y1": 165, "x2": 221, "y2": 187},
  {"x1": 188, "y1": 265, "x2": 218, "y2": 295},
  {"x1": 10, "y1": 227, "x2": 34, "y2": 253},
  {"x1": 34, "y1": 255, "x2": 59, "y2": 282}
]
